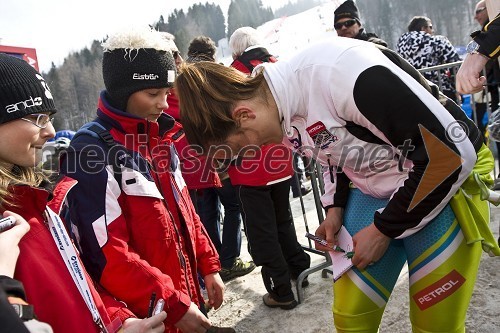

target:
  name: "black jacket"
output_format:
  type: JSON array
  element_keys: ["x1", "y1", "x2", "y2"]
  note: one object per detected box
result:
[
  {"x1": 355, "y1": 28, "x2": 388, "y2": 47},
  {"x1": 0, "y1": 276, "x2": 30, "y2": 333},
  {"x1": 473, "y1": 13, "x2": 500, "y2": 59}
]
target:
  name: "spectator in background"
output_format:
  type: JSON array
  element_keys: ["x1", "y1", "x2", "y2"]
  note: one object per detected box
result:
[
  {"x1": 229, "y1": 27, "x2": 279, "y2": 72},
  {"x1": 396, "y1": 16, "x2": 461, "y2": 103},
  {"x1": 162, "y1": 31, "x2": 184, "y2": 71},
  {"x1": 333, "y1": 0, "x2": 387, "y2": 46},
  {"x1": 174, "y1": 35, "x2": 256, "y2": 284},
  {"x1": 468, "y1": 1, "x2": 499, "y2": 129},
  {"x1": 227, "y1": 27, "x2": 311, "y2": 310},
  {"x1": 458, "y1": 2, "x2": 500, "y2": 187},
  {"x1": 58, "y1": 27, "x2": 226, "y2": 333},
  {"x1": 187, "y1": 35, "x2": 217, "y2": 62},
  {"x1": 456, "y1": 11, "x2": 499, "y2": 94},
  {"x1": 230, "y1": 27, "x2": 312, "y2": 198},
  {"x1": 41, "y1": 136, "x2": 71, "y2": 181}
]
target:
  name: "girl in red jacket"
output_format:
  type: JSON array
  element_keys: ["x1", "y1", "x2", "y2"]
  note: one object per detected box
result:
[{"x1": 0, "y1": 53, "x2": 166, "y2": 332}]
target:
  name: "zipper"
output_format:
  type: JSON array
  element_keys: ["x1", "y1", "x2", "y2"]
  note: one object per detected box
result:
[{"x1": 144, "y1": 121, "x2": 192, "y2": 299}]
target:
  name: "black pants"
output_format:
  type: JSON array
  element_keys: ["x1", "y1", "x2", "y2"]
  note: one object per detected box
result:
[{"x1": 236, "y1": 179, "x2": 310, "y2": 302}]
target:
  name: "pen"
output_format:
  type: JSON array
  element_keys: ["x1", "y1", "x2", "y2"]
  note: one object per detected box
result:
[
  {"x1": 147, "y1": 292, "x2": 156, "y2": 318},
  {"x1": 305, "y1": 232, "x2": 345, "y2": 253}
]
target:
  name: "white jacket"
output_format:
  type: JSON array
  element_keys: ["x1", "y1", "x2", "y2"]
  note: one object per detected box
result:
[{"x1": 257, "y1": 38, "x2": 479, "y2": 239}]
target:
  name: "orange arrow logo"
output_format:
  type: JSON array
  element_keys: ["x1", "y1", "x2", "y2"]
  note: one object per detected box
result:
[{"x1": 408, "y1": 125, "x2": 463, "y2": 211}]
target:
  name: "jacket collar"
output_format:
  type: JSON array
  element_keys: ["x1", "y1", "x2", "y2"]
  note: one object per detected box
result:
[
  {"x1": 5, "y1": 185, "x2": 49, "y2": 215},
  {"x1": 48, "y1": 175, "x2": 77, "y2": 215},
  {"x1": 254, "y1": 61, "x2": 305, "y2": 140},
  {"x1": 97, "y1": 91, "x2": 175, "y2": 140}
]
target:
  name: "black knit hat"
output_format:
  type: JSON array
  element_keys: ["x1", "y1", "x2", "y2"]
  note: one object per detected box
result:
[
  {"x1": 102, "y1": 28, "x2": 177, "y2": 111},
  {"x1": 334, "y1": 0, "x2": 361, "y2": 24},
  {"x1": 0, "y1": 53, "x2": 57, "y2": 124}
]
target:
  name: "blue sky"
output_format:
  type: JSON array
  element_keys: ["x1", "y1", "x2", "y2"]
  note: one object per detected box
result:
[{"x1": 0, "y1": 0, "x2": 292, "y2": 72}]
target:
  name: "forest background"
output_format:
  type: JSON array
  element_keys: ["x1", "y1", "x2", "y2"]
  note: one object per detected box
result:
[{"x1": 42, "y1": 0, "x2": 482, "y2": 131}]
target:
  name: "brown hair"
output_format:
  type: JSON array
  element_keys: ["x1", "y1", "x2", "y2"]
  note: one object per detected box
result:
[
  {"x1": 187, "y1": 36, "x2": 217, "y2": 62},
  {"x1": 407, "y1": 16, "x2": 431, "y2": 32},
  {"x1": 175, "y1": 61, "x2": 267, "y2": 151}
]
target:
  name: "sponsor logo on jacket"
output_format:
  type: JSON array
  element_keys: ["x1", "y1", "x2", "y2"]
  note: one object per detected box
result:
[
  {"x1": 412, "y1": 270, "x2": 465, "y2": 310},
  {"x1": 306, "y1": 121, "x2": 338, "y2": 149},
  {"x1": 133, "y1": 73, "x2": 159, "y2": 80}
]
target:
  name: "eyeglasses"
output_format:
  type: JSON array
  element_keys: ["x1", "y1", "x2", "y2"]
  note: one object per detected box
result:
[
  {"x1": 475, "y1": 7, "x2": 486, "y2": 14},
  {"x1": 21, "y1": 113, "x2": 54, "y2": 129},
  {"x1": 334, "y1": 19, "x2": 357, "y2": 30}
]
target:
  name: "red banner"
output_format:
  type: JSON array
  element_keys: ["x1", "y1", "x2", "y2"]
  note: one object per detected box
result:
[{"x1": 0, "y1": 45, "x2": 39, "y2": 71}]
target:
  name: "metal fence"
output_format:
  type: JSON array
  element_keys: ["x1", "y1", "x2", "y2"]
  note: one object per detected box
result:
[{"x1": 418, "y1": 61, "x2": 497, "y2": 134}]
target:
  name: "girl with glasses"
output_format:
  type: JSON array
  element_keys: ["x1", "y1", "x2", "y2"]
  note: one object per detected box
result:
[
  {"x1": 21, "y1": 113, "x2": 54, "y2": 129},
  {"x1": 0, "y1": 53, "x2": 166, "y2": 333}
]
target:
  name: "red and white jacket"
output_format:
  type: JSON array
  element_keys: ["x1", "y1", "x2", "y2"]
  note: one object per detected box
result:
[
  {"x1": 58, "y1": 91, "x2": 220, "y2": 332},
  {"x1": 4, "y1": 185, "x2": 134, "y2": 333}
]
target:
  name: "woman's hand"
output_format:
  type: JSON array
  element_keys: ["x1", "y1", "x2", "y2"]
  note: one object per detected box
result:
[
  {"x1": 351, "y1": 223, "x2": 390, "y2": 270},
  {"x1": 315, "y1": 207, "x2": 344, "y2": 251},
  {"x1": 0, "y1": 211, "x2": 30, "y2": 277}
]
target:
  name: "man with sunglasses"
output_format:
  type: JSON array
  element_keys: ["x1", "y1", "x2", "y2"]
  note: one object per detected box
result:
[{"x1": 333, "y1": 0, "x2": 387, "y2": 47}]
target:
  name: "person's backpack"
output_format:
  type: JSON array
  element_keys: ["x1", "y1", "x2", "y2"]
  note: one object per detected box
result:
[
  {"x1": 53, "y1": 120, "x2": 129, "y2": 246},
  {"x1": 65, "y1": 120, "x2": 127, "y2": 188}
]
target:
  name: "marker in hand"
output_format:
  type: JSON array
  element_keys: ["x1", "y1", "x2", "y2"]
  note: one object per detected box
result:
[
  {"x1": 305, "y1": 232, "x2": 355, "y2": 259},
  {"x1": 0, "y1": 216, "x2": 16, "y2": 233},
  {"x1": 147, "y1": 292, "x2": 156, "y2": 318},
  {"x1": 305, "y1": 232, "x2": 345, "y2": 252}
]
